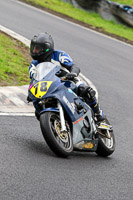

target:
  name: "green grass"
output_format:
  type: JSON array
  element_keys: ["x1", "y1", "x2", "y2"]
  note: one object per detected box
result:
[
  {"x1": 0, "y1": 33, "x2": 30, "y2": 86},
  {"x1": 22, "y1": 0, "x2": 133, "y2": 41},
  {"x1": 111, "y1": 0, "x2": 133, "y2": 6}
]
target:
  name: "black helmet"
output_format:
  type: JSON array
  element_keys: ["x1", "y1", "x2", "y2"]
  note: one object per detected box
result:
[{"x1": 30, "y1": 32, "x2": 54, "y2": 61}]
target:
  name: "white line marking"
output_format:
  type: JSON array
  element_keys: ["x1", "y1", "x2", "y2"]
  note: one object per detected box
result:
[
  {"x1": 0, "y1": 112, "x2": 35, "y2": 116},
  {"x1": 0, "y1": 25, "x2": 30, "y2": 47}
]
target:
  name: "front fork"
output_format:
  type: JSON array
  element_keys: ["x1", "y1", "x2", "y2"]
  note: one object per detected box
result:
[{"x1": 57, "y1": 102, "x2": 67, "y2": 132}]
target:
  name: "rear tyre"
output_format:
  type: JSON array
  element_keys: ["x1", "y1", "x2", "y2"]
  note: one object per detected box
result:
[
  {"x1": 96, "y1": 119, "x2": 115, "y2": 157},
  {"x1": 40, "y1": 112, "x2": 73, "y2": 157}
]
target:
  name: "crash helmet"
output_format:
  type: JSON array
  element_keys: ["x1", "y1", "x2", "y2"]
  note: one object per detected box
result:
[{"x1": 30, "y1": 32, "x2": 54, "y2": 61}]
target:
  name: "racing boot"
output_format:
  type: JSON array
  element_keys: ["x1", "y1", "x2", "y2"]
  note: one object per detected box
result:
[{"x1": 87, "y1": 99, "x2": 106, "y2": 122}]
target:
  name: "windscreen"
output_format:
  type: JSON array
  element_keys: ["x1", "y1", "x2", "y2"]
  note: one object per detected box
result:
[{"x1": 35, "y1": 62, "x2": 56, "y2": 81}]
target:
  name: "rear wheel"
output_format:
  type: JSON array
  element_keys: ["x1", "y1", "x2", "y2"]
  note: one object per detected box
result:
[
  {"x1": 96, "y1": 119, "x2": 115, "y2": 157},
  {"x1": 40, "y1": 112, "x2": 73, "y2": 157}
]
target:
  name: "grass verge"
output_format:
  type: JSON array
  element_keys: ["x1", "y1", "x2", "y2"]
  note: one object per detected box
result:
[
  {"x1": 20, "y1": 0, "x2": 133, "y2": 43},
  {"x1": 111, "y1": 0, "x2": 133, "y2": 6},
  {"x1": 0, "y1": 32, "x2": 31, "y2": 86}
]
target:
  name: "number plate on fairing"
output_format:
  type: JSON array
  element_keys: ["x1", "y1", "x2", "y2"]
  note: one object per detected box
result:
[{"x1": 30, "y1": 81, "x2": 53, "y2": 98}]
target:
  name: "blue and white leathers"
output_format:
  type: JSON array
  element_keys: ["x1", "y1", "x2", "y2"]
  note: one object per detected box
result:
[{"x1": 29, "y1": 50, "x2": 74, "y2": 79}]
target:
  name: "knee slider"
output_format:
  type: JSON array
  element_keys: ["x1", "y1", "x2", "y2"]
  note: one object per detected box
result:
[
  {"x1": 87, "y1": 87, "x2": 96, "y2": 98},
  {"x1": 78, "y1": 85, "x2": 96, "y2": 99}
]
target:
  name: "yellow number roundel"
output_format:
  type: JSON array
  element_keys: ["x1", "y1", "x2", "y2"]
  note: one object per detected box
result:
[{"x1": 30, "y1": 81, "x2": 53, "y2": 98}]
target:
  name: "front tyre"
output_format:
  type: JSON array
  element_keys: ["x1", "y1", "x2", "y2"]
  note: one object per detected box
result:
[
  {"x1": 96, "y1": 119, "x2": 115, "y2": 157},
  {"x1": 40, "y1": 112, "x2": 73, "y2": 157}
]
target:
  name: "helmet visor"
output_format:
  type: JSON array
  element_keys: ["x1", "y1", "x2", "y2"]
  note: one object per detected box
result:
[{"x1": 31, "y1": 44, "x2": 43, "y2": 54}]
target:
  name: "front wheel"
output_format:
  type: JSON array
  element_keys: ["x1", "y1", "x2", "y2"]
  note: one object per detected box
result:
[
  {"x1": 40, "y1": 112, "x2": 73, "y2": 157},
  {"x1": 96, "y1": 119, "x2": 115, "y2": 157}
]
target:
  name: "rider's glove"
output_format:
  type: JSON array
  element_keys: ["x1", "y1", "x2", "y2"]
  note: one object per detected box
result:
[
  {"x1": 65, "y1": 72, "x2": 77, "y2": 80},
  {"x1": 29, "y1": 64, "x2": 37, "y2": 79}
]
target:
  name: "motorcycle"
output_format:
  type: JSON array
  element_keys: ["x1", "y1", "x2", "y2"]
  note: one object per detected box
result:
[{"x1": 28, "y1": 62, "x2": 115, "y2": 157}]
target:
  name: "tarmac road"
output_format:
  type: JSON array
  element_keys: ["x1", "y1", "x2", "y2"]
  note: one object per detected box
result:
[{"x1": 0, "y1": 0, "x2": 133, "y2": 199}]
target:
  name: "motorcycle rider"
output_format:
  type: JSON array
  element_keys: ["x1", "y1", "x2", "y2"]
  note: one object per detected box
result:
[{"x1": 28, "y1": 32, "x2": 105, "y2": 122}]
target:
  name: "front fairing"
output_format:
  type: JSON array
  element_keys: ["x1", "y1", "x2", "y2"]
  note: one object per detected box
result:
[
  {"x1": 28, "y1": 62, "x2": 89, "y2": 122},
  {"x1": 28, "y1": 62, "x2": 77, "y2": 101},
  {"x1": 28, "y1": 62, "x2": 62, "y2": 101}
]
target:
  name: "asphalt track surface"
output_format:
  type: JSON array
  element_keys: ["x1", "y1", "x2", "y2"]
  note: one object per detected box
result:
[{"x1": 0, "y1": 0, "x2": 133, "y2": 199}]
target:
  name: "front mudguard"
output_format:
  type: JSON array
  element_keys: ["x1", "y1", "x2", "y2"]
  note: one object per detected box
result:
[
  {"x1": 40, "y1": 108, "x2": 59, "y2": 115},
  {"x1": 35, "y1": 108, "x2": 59, "y2": 121}
]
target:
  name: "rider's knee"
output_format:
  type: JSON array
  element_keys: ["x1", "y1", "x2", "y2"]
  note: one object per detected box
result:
[{"x1": 78, "y1": 85, "x2": 96, "y2": 99}]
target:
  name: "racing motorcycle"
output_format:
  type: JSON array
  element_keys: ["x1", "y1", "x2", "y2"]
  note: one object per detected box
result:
[{"x1": 28, "y1": 62, "x2": 115, "y2": 157}]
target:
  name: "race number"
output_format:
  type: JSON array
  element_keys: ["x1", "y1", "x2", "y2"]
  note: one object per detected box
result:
[{"x1": 30, "y1": 81, "x2": 53, "y2": 98}]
